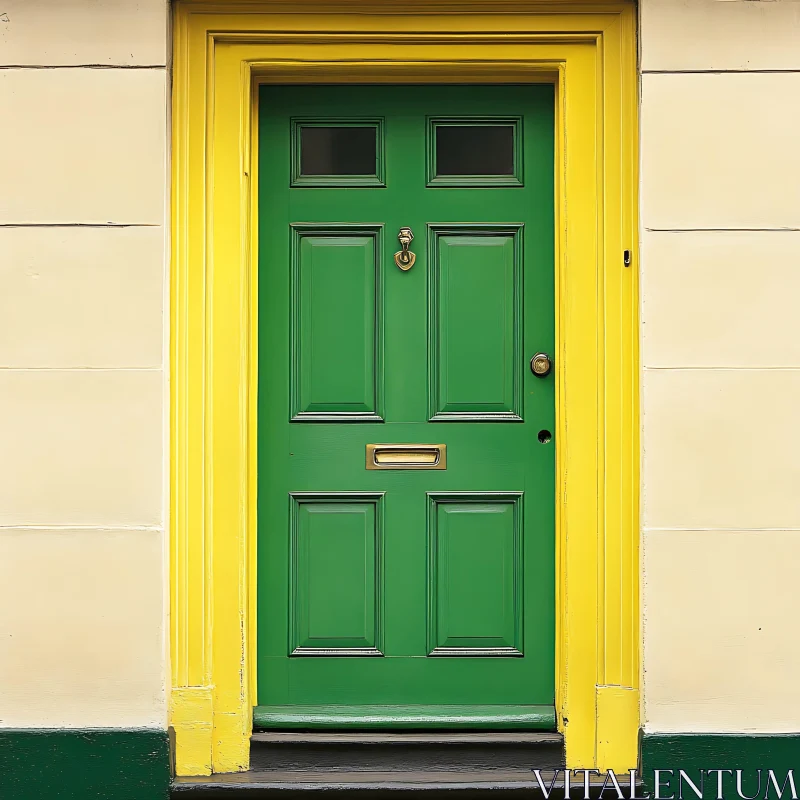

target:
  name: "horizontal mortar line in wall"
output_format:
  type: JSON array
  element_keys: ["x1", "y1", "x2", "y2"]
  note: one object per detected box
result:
[
  {"x1": 643, "y1": 69, "x2": 800, "y2": 75},
  {"x1": 0, "y1": 525, "x2": 163, "y2": 532},
  {"x1": 0, "y1": 366, "x2": 162, "y2": 372},
  {"x1": 0, "y1": 64, "x2": 167, "y2": 70},
  {"x1": 644, "y1": 366, "x2": 800, "y2": 371},
  {"x1": 645, "y1": 227, "x2": 800, "y2": 233},
  {"x1": 0, "y1": 222, "x2": 160, "y2": 229},
  {"x1": 645, "y1": 527, "x2": 800, "y2": 533}
]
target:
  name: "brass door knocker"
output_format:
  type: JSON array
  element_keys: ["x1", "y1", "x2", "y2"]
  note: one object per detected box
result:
[{"x1": 394, "y1": 227, "x2": 416, "y2": 271}]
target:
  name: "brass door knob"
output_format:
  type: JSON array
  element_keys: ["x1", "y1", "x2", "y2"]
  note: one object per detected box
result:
[{"x1": 530, "y1": 352, "x2": 552, "y2": 377}]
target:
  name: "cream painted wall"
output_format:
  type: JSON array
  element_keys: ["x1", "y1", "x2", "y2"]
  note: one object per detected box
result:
[
  {"x1": 2, "y1": 0, "x2": 798, "y2": 739},
  {"x1": 641, "y1": 0, "x2": 800, "y2": 734},
  {"x1": 0, "y1": 0, "x2": 169, "y2": 728}
]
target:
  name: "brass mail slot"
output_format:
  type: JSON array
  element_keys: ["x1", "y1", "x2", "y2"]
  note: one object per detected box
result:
[{"x1": 366, "y1": 443, "x2": 447, "y2": 470}]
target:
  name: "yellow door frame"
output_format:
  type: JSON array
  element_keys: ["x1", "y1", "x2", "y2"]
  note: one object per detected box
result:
[{"x1": 170, "y1": 0, "x2": 639, "y2": 778}]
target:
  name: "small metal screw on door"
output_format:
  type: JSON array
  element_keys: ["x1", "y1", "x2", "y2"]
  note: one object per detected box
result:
[
  {"x1": 394, "y1": 227, "x2": 416, "y2": 271},
  {"x1": 530, "y1": 352, "x2": 552, "y2": 377}
]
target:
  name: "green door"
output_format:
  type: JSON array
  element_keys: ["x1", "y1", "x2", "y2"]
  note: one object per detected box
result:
[{"x1": 257, "y1": 84, "x2": 555, "y2": 729}]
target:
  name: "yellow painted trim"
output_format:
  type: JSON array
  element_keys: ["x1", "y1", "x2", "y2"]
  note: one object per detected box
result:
[
  {"x1": 597, "y1": 686, "x2": 640, "y2": 773},
  {"x1": 169, "y1": 687, "x2": 213, "y2": 777},
  {"x1": 170, "y1": 0, "x2": 639, "y2": 776}
]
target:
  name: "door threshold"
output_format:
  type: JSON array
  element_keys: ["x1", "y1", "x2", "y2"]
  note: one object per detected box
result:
[
  {"x1": 252, "y1": 731, "x2": 563, "y2": 744},
  {"x1": 253, "y1": 704, "x2": 556, "y2": 730}
]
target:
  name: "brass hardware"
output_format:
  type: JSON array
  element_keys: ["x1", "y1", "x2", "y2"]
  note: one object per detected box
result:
[
  {"x1": 530, "y1": 352, "x2": 552, "y2": 377},
  {"x1": 366, "y1": 443, "x2": 446, "y2": 470},
  {"x1": 394, "y1": 226, "x2": 416, "y2": 271}
]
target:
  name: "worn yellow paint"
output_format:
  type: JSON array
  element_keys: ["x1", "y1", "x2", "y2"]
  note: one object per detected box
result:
[
  {"x1": 171, "y1": 0, "x2": 639, "y2": 775},
  {"x1": 597, "y1": 686, "x2": 640, "y2": 773},
  {"x1": 169, "y1": 687, "x2": 213, "y2": 777}
]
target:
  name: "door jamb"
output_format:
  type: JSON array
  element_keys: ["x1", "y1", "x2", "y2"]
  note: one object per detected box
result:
[{"x1": 169, "y1": 0, "x2": 639, "y2": 778}]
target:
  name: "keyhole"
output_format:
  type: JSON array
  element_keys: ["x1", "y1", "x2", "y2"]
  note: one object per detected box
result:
[{"x1": 538, "y1": 429, "x2": 552, "y2": 444}]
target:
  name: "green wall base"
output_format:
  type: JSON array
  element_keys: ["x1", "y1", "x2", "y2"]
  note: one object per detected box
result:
[
  {"x1": 642, "y1": 733, "x2": 800, "y2": 799},
  {"x1": 0, "y1": 729, "x2": 170, "y2": 800}
]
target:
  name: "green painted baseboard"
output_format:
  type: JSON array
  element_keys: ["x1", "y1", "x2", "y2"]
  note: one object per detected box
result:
[
  {"x1": 254, "y1": 703, "x2": 556, "y2": 729},
  {"x1": 0, "y1": 729, "x2": 170, "y2": 800},
  {"x1": 641, "y1": 733, "x2": 800, "y2": 799}
]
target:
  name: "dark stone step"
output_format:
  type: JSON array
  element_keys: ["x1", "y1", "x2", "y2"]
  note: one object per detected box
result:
[
  {"x1": 173, "y1": 768, "x2": 628, "y2": 798},
  {"x1": 248, "y1": 731, "x2": 564, "y2": 773}
]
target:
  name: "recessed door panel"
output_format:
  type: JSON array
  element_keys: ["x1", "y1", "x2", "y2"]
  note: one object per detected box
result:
[
  {"x1": 428, "y1": 493, "x2": 523, "y2": 656},
  {"x1": 290, "y1": 225, "x2": 383, "y2": 421},
  {"x1": 290, "y1": 493, "x2": 384, "y2": 655},
  {"x1": 429, "y1": 226, "x2": 522, "y2": 421}
]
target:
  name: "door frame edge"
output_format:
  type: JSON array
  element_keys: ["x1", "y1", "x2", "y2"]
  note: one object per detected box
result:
[{"x1": 169, "y1": 0, "x2": 640, "y2": 777}]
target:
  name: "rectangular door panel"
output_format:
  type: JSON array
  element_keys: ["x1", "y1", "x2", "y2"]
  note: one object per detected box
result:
[
  {"x1": 290, "y1": 493, "x2": 384, "y2": 655},
  {"x1": 428, "y1": 225, "x2": 522, "y2": 421},
  {"x1": 291, "y1": 224, "x2": 383, "y2": 421},
  {"x1": 428, "y1": 493, "x2": 523, "y2": 655}
]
